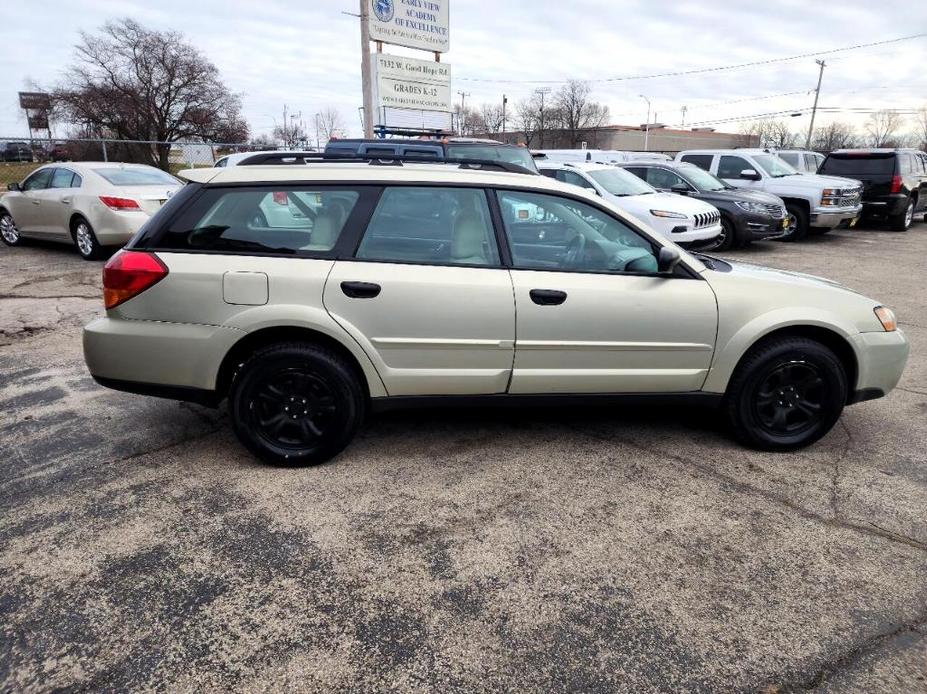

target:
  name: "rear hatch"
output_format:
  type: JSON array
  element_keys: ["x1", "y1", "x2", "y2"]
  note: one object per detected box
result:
[{"x1": 819, "y1": 152, "x2": 896, "y2": 199}]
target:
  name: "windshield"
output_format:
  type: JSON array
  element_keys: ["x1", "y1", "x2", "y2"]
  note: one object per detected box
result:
[
  {"x1": 679, "y1": 165, "x2": 728, "y2": 192},
  {"x1": 93, "y1": 167, "x2": 180, "y2": 186},
  {"x1": 588, "y1": 167, "x2": 655, "y2": 196},
  {"x1": 752, "y1": 154, "x2": 798, "y2": 177},
  {"x1": 445, "y1": 144, "x2": 538, "y2": 172}
]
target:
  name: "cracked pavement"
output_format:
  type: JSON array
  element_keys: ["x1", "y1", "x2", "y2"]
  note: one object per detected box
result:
[{"x1": 1, "y1": 223, "x2": 926, "y2": 692}]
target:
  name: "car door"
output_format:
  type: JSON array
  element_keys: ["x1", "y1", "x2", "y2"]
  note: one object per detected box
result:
[
  {"x1": 7, "y1": 167, "x2": 53, "y2": 234},
  {"x1": 323, "y1": 185, "x2": 516, "y2": 396},
  {"x1": 43, "y1": 167, "x2": 81, "y2": 238},
  {"x1": 495, "y1": 188, "x2": 717, "y2": 394}
]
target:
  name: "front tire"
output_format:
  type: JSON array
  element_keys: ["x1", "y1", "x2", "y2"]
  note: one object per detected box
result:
[
  {"x1": 705, "y1": 215, "x2": 736, "y2": 251},
  {"x1": 781, "y1": 203, "x2": 809, "y2": 241},
  {"x1": 0, "y1": 210, "x2": 24, "y2": 246},
  {"x1": 889, "y1": 198, "x2": 914, "y2": 232},
  {"x1": 725, "y1": 337, "x2": 847, "y2": 451},
  {"x1": 229, "y1": 342, "x2": 365, "y2": 466},
  {"x1": 73, "y1": 217, "x2": 105, "y2": 260}
]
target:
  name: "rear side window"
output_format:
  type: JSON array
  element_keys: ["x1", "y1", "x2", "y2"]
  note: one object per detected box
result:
[
  {"x1": 778, "y1": 153, "x2": 800, "y2": 168},
  {"x1": 356, "y1": 187, "x2": 499, "y2": 267},
  {"x1": 679, "y1": 154, "x2": 713, "y2": 171},
  {"x1": 50, "y1": 168, "x2": 78, "y2": 188},
  {"x1": 157, "y1": 186, "x2": 363, "y2": 254},
  {"x1": 820, "y1": 154, "x2": 895, "y2": 176}
]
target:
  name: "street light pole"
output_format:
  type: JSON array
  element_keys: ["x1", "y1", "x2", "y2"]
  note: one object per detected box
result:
[
  {"x1": 535, "y1": 87, "x2": 551, "y2": 148},
  {"x1": 640, "y1": 95, "x2": 651, "y2": 151},
  {"x1": 805, "y1": 60, "x2": 826, "y2": 149},
  {"x1": 360, "y1": 0, "x2": 374, "y2": 138}
]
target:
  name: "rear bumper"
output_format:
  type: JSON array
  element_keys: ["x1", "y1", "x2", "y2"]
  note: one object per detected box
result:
[
  {"x1": 83, "y1": 316, "x2": 244, "y2": 393},
  {"x1": 849, "y1": 329, "x2": 909, "y2": 403},
  {"x1": 862, "y1": 194, "x2": 909, "y2": 216},
  {"x1": 88, "y1": 208, "x2": 151, "y2": 246}
]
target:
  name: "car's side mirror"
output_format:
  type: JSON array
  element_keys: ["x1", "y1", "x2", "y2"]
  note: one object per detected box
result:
[
  {"x1": 739, "y1": 168, "x2": 761, "y2": 181},
  {"x1": 585, "y1": 185, "x2": 601, "y2": 196},
  {"x1": 670, "y1": 182, "x2": 690, "y2": 194},
  {"x1": 7, "y1": 182, "x2": 21, "y2": 192},
  {"x1": 657, "y1": 246, "x2": 681, "y2": 274}
]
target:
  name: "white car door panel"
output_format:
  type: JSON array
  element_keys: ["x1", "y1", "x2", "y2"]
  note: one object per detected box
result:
[
  {"x1": 509, "y1": 270, "x2": 717, "y2": 393},
  {"x1": 324, "y1": 262, "x2": 515, "y2": 395}
]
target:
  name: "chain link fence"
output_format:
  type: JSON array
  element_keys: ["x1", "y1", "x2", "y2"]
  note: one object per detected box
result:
[{"x1": 0, "y1": 137, "x2": 256, "y2": 187}]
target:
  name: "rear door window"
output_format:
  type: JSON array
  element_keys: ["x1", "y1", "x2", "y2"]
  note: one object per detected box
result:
[
  {"x1": 356, "y1": 187, "x2": 499, "y2": 267},
  {"x1": 679, "y1": 154, "x2": 713, "y2": 171},
  {"x1": 158, "y1": 186, "x2": 366, "y2": 254},
  {"x1": 50, "y1": 168, "x2": 77, "y2": 188}
]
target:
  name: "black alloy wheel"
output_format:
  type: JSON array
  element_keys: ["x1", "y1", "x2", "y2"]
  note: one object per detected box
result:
[
  {"x1": 230, "y1": 342, "x2": 364, "y2": 466},
  {"x1": 726, "y1": 336, "x2": 846, "y2": 451}
]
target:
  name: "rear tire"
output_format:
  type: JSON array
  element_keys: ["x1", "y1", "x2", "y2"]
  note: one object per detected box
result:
[
  {"x1": 781, "y1": 203, "x2": 809, "y2": 241},
  {"x1": 725, "y1": 337, "x2": 847, "y2": 451},
  {"x1": 0, "y1": 210, "x2": 24, "y2": 247},
  {"x1": 72, "y1": 217, "x2": 105, "y2": 260},
  {"x1": 229, "y1": 342, "x2": 364, "y2": 466},
  {"x1": 889, "y1": 198, "x2": 914, "y2": 232}
]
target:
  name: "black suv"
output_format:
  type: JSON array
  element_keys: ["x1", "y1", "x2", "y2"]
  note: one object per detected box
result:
[
  {"x1": 0, "y1": 142, "x2": 33, "y2": 162},
  {"x1": 818, "y1": 149, "x2": 927, "y2": 231},
  {"x1": 620, "y1": 161, "x2": 787, "y2": 250},
  {"x1": 324, "y1": 137, "x2": 538, "y2": 173}
]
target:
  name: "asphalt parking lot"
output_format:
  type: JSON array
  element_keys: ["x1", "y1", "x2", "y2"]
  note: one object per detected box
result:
[{"x1": 1, "y1": 220, "x2": 926, "y2": 692}]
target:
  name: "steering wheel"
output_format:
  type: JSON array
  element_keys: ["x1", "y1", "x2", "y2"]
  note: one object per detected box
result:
[{"x1": 564, "y1": 233, "x2": 586, "y2": 267}]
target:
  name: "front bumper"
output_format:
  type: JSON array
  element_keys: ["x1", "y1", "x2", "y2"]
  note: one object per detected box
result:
[
  {"x1": 810, "y1": 204, "x2": 862, "y2": 229},
  {"x1": 734, "y1": 211, "x2": 788, "y2": 240},
  {"x1": 670, "y1": 221, "x2": 722, "y2": 244},
  {"x1": 849, "y1": 329, "x2": 909, "y2": 404}
]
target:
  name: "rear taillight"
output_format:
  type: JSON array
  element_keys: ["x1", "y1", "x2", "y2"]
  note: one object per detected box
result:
[
  {"x1": 99, "y1": 195, "x2": 141, "y2": 210},
  {"x1": 102, "y1": 250, "x2": 168, "y2": 309},
  {"x1": 272, "y1": 191, "x2": 289, "y2": 205},
  {"x1": 890, "y1": 175, "x2": 902, "y2": 194}
]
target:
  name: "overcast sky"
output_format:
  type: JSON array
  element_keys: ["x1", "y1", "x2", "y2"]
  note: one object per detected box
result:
[{"x1": 1, "y1": 0, "x2": 925, "y2": 140}]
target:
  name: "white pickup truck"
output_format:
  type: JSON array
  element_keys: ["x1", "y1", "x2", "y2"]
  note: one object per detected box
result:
[{"x1": 675, "y1": 149, "x2": 862, "y2": 240}]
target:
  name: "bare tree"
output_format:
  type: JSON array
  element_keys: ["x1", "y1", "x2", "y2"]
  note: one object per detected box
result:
[
  {"x1": 811, "y1": 121, "x2": 859, "y2": 152},
  {"x1": 474, "y1": 103, "x2": 504, "y2": 135},
  {"x1": 514, "y1": 96, "x2": 541, "y2": 147},
  {"x1": 273, "y1": 123, "x2": 309, "y2": 149},
  {"x1": 453, "y1": 104, "x2": 479, "y2": 136},
  {"x1": 914, "y1": 106, "x2": 927, "y2": 152},
  {"x1": 53, "y1": 19, "x2": 248, "y2": 170},
  {"x1": 865, "y1": 110, "x2": 905, "y2": 147},
  {"x1": 315, "y1": 107, "x2": 345, "y2": 144},
  {"x1": 554, "y1": 80, "x2": 609, "y2": 147},
  {"x1": 249, "y1": 133, "x2": 277, "y2": 150}
]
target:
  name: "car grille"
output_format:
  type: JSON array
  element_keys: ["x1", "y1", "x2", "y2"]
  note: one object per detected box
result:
[
  {"x1": 840, "y1": 189, "x2": 861, "y2": 206},
  {"x1": 693, "y1": 211, "x2": 721, "y2": 228},
  {"x1": 764, "y1": 203, "x2": 785, "y2": 218}
]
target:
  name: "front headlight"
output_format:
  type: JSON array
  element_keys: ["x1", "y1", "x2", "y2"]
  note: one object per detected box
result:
[
  {"x1": 734, "y1": 201, "x2": 768, "y2": 214},
  {"x1": 874, "y1": 306, "x2": 897, "y2": 332},
  {"x1": 650, "y1": 209, "x2": 687, "y2": 219}
]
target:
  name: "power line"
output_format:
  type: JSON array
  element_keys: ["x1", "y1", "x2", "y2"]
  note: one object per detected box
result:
[
  {"x1": 677, "y1": 106, "x2": 921, "y2": 129},
  {"x1": 457, "y1": 33, "x2": 926, "y2": 84}
]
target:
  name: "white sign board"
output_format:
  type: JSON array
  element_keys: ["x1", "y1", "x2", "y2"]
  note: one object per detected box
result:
[
  {"x1": 369, "y1": 0, "x2": 449, "y2": 53},
  {"x1": 372, "y1": 54, "x2": 452, "y2": 114}
]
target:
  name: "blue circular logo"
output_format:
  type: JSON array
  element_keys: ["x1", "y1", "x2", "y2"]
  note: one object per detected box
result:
[{"x1": 372, "y1": 0, "x2": 394, "y2": 22}]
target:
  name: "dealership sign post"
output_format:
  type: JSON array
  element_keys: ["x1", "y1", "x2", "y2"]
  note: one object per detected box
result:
[
  {"x1": 360, "y1": 0, "x2": 451, "y2": 137},
  {"x1": 18, "y1": 91, "x2": 53, "y2": 143}
]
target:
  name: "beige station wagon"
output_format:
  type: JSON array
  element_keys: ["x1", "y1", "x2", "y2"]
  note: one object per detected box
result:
[{"x1": 82, "y1": 159, "x2": 909, "y2": 465}]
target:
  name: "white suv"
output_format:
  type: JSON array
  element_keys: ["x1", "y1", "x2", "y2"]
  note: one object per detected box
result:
[
  {"x1": 676, "y1": 149, "x2": 862, "y2": 240},
  {"x1": 83, "y1": 158, "x2": 908, "y2": 465},
  {"x1": 538, "y1": 161, "x2": 722, "y2": 245}
]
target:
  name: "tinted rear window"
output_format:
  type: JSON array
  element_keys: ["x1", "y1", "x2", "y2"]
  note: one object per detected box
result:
[
  {"x1": 679, "y1": 154, "x2": 713, "y2": 170},
  {"x1": 820, "y1": 155, "x2": 895, "y2": 176},
  {"x1": 94, "y1": 168, "x2": 180, "y2": 186}
]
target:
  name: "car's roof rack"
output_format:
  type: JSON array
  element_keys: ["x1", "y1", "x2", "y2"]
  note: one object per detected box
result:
[{"x1": 237, "y1": 151, "x2": 537, "y2": 175}]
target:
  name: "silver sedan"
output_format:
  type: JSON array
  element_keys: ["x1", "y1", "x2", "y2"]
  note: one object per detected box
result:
[{"x1": 0, "y1": 162, "x2": 181, "y2": 259}]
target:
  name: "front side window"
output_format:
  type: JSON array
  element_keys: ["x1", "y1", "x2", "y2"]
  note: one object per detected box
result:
[
  {"x1": 496, "y1": 190, "x2": 658, "y2": 274},
  {"x1": 752, "y1": 154, "x2": 797, "y2": 177},
  {"x1": 159, "y1": 187, "x2": 361, "y2": 254},
  {"x1": 356, "y1": 187, "x2": 499, "y2": 267},
  {"x1": 717, "y1": 155, "x2": 755, "y2": 179},
  {"x1": 22, "y1": 168, "x2": 52, "y2": 191}
]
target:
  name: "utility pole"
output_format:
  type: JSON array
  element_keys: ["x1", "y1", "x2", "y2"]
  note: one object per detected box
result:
[
  {"x1": 805, "y1": 59, "x2": 826, "y2": 149},
  {"x1": 283, "y1": 104, "x2": 288, "y2": 147},
  {"x1": 535, "y1": 87, "x2": 551, "y2": 148},
  {"x1": 639, "y1": 94, "x2": 651, "y2": 151},
  {"x1": 502, "y1": 94, "x2": 507, "y2": 135},
  {"x1": 360, "y1": 0, "x2": 374, "y2": 138},
  {"x1": 457, "y1": 90, "x2": 470, "y2": 134},
  {"x1": 681, "y1": 105, "x2": 688, "y2": 128}
]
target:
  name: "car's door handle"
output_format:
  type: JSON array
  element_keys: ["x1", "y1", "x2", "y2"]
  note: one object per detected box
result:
[
  {"x1": 61, "y1": 197, "x2": 71, "y2": 205},
  {"x1": 341, "y1": 281, "x2": 381, "y2": 299},
  {"x1": 529, "y1": 289, "x2": 567, "y2": 306}
]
